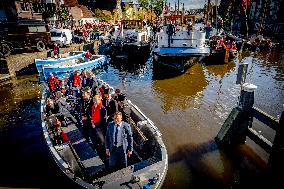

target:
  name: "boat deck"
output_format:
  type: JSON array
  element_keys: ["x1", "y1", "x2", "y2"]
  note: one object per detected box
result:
[
  {"x1": 62, "y1": 123, "x2": 105, "y2": 178},
  {"x1": 153, "y1": 47, "x2": 210, "y2": 57}
]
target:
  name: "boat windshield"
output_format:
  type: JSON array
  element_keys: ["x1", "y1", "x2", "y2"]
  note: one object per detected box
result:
[
  {"x1": 123, "y1": 20, "x2": 144, "y2": 30},
  {"x1": 51, "y1": 32, "x2": 62, "y2": 37}
]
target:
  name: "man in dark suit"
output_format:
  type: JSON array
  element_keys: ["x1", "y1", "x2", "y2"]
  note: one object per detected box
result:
[{"x1": 105, "y1": 111, "x2": 133, "y2": 170}]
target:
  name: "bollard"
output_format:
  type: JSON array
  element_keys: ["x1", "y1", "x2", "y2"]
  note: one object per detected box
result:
[{"x1": 238, "y1": 83, "x2": 257, "y2": 112}]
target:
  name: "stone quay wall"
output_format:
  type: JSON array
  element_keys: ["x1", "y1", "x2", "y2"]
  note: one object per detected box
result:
[{"x1": 6, "y1": 43, "x2": 85, "y2": 76}]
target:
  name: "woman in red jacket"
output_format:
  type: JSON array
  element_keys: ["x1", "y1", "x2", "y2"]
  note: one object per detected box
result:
[
  {"x1": 91, "y1": 95, "x2": 107, "y2": 147},
  {"x1": 48, "y1": 73, "x2": 60, "y2": 93}
]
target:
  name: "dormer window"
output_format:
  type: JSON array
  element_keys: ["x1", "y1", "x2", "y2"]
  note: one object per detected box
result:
[{"x1": 20, "y1": 2, "x2": 29, "y2": 12}]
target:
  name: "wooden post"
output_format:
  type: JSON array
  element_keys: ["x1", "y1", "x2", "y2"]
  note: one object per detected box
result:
[
  {"x1": 215, "y1": 83, "x2": 257, "y2": 147},
  {"x1": 268, "y1": 110, "x2": 284, "y2": 174}
]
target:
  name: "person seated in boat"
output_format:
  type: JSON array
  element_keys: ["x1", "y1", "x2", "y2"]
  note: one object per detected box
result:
[
  {"x1": 105, "y1": 111, "x2": 133, "y2": 170},
  {"x1": 102, "y1": 88, "x2": 117, "y2": 123},
  {"x1": 54, "y1": 91, "x2": 77, "y2": 126},
  {"x1": 48, "y1": 115, "x2": 69, "y2": 145},
  {"x1": 85, "y1": 50, "x2": 92, "y2": 62},
  {"x1": 91, "y1": 95, "x2": 107, "y2": 149},
  {"x1": 48, "y1": 73, "x2": 60, "y2": 94},
  {"x1": 46, "y1": 98, "x2": 59, "y2": 116},
  {"x1": 53, "y1": 43, "x2": 60, "y2": 59}
]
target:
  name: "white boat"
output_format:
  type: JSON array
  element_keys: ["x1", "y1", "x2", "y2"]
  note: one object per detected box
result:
[
  {"x1": 42, "y1": 55, "x2": 108, "y2": 80},
  {"x1": 153, "y1": 15, "x2": 210, "y2": 71},
  {"x1": 35, "y1": 51, "x2": 86, "y2": 74},
  {"x1": 40, "y1": 79, "x2": 168, "y2": 188}
]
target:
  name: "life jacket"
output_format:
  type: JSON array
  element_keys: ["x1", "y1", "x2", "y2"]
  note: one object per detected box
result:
[
  {"x1": 231, "y1": 43, "x2": 237, "y2": 50},
  {"x1": 92, "y1": 102, "x2": 102, "y2": 124},
  {"x1": 73, "y1": 75, "x2": 81, "y2": 87},
  {"x1": 48, "y1": 76, "x2": 60, "y2": 92},
  {"x1": 85, "y1": 51, "x2": 92, "y2": 59},
  {"x1": 53, "y1": 46, "x2": 59, "y2": 55}
]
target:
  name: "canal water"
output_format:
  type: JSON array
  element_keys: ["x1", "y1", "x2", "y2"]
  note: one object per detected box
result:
[{"x1": 0, "y1": 49, "x2": 283, "y2": 189}]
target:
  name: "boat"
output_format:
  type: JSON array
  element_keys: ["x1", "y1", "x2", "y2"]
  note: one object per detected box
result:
[
  {"x1": 35, "y1": 51, "x2": 86, "y2": 74},
  {"x1": 204, "y1": 34, "x2": 239, "y2": 64},
  {"x1": 108, "y1": 20, "x2": 151, "y2": 63},
  {"x1": 42, "y1": 55, "x2": 108, "y2": 80},
  {"x1": 152, "y1": 15, "x2": 210, "y2": 72},
  {"x1": 40, "y1": 79, "x2": 168, "y2": 188}
]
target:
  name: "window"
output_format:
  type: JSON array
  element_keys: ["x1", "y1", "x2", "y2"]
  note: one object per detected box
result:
[
  {"x1": 28, "y1": 26, "x2": 47, "y2": 32},
  {"x1": 20, "y1": 2, "x2": 29, "y2": 12},
  {"x1": 33, "y1": 3, "x2": 42, "y2": 13},
  {"x1": 51, "y1": 32, "x2": 62, "y2": 37}
]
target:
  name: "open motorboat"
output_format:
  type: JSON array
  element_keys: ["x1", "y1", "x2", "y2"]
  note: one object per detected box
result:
[
  {"x1": 42, "y1": 55, "x2": 108, "y2": 80},
  {"x1": 35, "y1": 51, "x2": 86, "y2": 74},
  {"x1": 40, "y1": 79, "x2": 168, "y2": 188}
]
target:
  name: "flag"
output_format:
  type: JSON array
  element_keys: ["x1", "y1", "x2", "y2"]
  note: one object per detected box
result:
[
  {"x1": 119, "y1": 21, "x2": 123, "y2": 37},
  {"x1": 242, "y1": 0, "x2": 251, "y2": 9}
]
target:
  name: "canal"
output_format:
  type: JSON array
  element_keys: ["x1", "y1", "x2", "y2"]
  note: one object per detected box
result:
[{"x1": 0, "y1": 49, "x2": 283, "y2": 188}]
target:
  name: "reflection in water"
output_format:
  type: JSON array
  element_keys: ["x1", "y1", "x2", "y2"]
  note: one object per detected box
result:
[
  {"x1": 205, "y1": 61, "x2": 236, "y2": 78},
  {"x1": 152, "y1": 64, "x2": 208, "y2": 112}
]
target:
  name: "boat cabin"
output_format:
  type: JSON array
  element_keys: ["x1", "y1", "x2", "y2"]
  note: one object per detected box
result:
[{"x1": 157, "y1": 14, "x2": 207, "y2": 49}]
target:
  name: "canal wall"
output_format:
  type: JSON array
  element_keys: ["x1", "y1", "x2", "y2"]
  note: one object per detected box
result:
[
  {"x1": 0, "y1": 41, "x2": 102, "y2": 83},
  {"x1": 5, "y1": 43, "x2": 84, "y2": 76}
]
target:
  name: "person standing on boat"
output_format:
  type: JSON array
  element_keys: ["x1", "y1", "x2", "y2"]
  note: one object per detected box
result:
[
  {"x1": 48, "y1": 73, "x2": 60, "y2": 94},
  {"x1": 91, "y1": 95, "x2": 107, "y2": 148},
  {"x1": 166, "y1": 21, "x2": 175, "y2": 47},
  {"x1": 81, "y1": 70, "x2": 88, "y2": 89},
  {"x1": 80, "y1": 87, "x2": 93, "y2": 143},
  {"x1": 68, "y1": 70, "x2": 81, "y2": 97},
  {"x1": 105, "y1": 111, "x2": 133, "y2": 170},
  {"x1": 85, "y1": 50, "x2": 92, "y2": 62},
  {"x1": 102, "y1": 88, "x2": 117, "y2": 123},
  {"x1": 53, "y1": 43, "x2": 60, "y2": 58}
]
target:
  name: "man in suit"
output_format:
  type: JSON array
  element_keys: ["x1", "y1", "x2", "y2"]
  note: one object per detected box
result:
[{"x1": 105, "y1": 111, "x2": 133, "y2": 170}]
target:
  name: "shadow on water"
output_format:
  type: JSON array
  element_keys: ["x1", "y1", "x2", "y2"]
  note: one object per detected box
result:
[
  {"x1": 164, "y1": 139, "x2": 278, "y2": 189},
  {"x1": 0, "y1": 76, "x2": 80, "y2": 189},
  {"x1": 109, "y1": 58, "x2": 148, "y2": 76}
]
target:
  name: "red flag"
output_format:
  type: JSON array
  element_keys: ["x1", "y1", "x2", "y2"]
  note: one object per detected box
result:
[{"x1": 242, "y1": 0, "x2": 251, "y2": 9}]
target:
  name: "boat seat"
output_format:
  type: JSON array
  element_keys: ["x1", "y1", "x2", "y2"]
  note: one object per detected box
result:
[{"x1": 62, "y1": 124, "x2": 105, "y2": 178}]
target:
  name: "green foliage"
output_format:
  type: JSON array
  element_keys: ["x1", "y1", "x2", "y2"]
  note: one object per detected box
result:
[
  {"x1": 139, "y1": 0, "x2": 164, "y2": 17},
  {"x1": 138, "y1": 0, "x2": 149, "y2": 10},
  {"x1": 152, "y1": 0, "x2": 164, "y2": 17},
  {"x1": 93, "y1": 8, "x2": 112, "y2": 22}
]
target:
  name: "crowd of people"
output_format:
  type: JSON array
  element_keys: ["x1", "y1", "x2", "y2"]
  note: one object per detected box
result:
[{"x1": 46, "y1": 70, "x2": 133, "y2": 170}]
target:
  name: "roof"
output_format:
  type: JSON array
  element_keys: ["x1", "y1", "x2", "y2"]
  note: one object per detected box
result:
[
  {"x1": 64, "y1": 0, "x2": 79, "y2": 7},
  {"x1": 79, "y1": 5, "x2": 94, "y2": 18}
]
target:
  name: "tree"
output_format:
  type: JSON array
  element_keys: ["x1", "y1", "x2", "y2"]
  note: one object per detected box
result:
[
  {"x1": 138, "y1": 0, "x2": 149, "y2": 10},
  {"x1": 152, "y1": 0, "x2": 164, "y2": 17}
]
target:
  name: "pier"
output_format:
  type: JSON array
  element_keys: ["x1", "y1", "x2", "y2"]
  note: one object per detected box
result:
[{"x1": 215, "y1": 64, "x2": 284, "y2": 174}]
